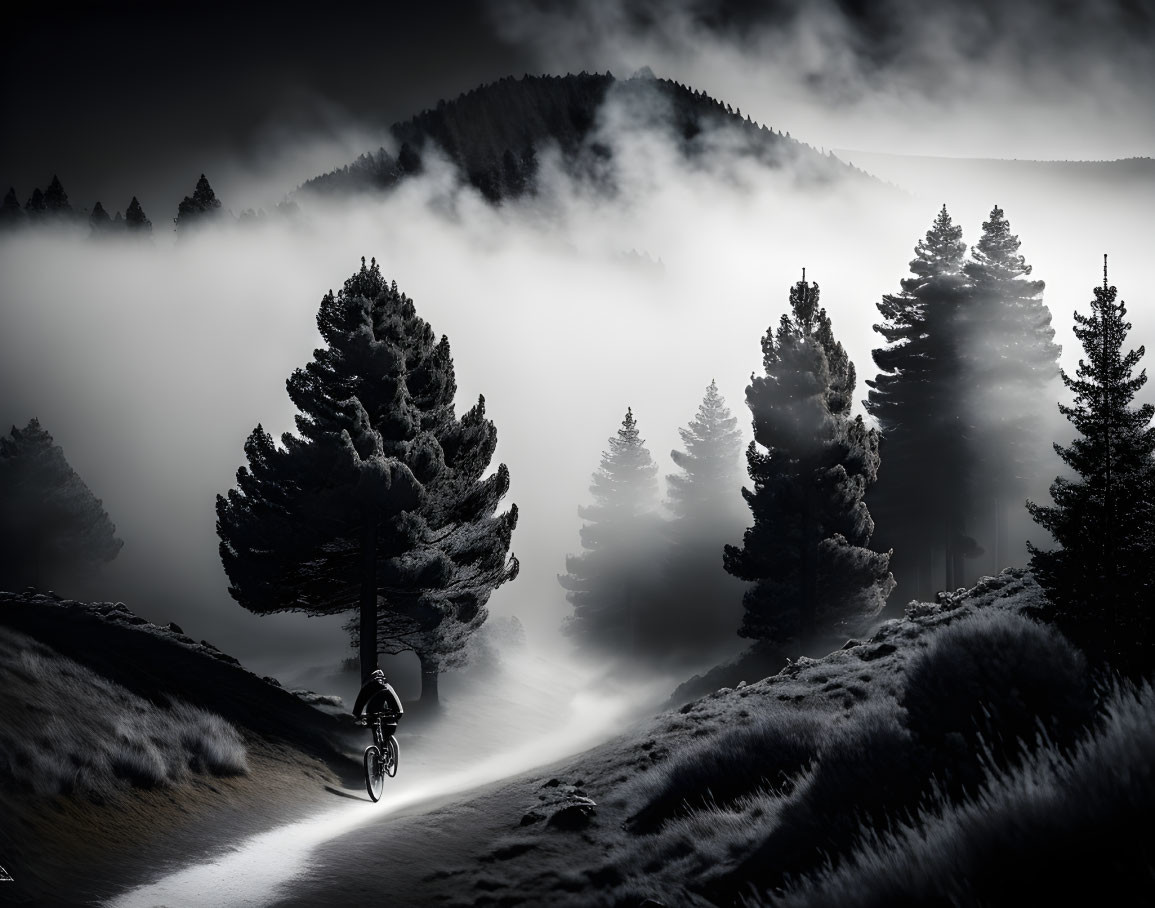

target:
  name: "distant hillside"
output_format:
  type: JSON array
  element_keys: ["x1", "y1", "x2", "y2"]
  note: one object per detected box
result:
[
  {"x1": 836, "y1": 150, "x2": 1155, "y2": 209},
  {"x1": 300, "y1": 71, "x2": 879, "y2": 202}
]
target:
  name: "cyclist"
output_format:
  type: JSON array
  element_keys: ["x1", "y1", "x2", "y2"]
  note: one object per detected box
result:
[{"x1": 352, "y1": 668, "x2": 404, "y2": 742}]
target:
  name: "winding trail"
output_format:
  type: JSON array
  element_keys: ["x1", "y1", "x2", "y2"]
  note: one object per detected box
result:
[{"x1": 104, "y1": 654, "x2": 662, "y2": 908}]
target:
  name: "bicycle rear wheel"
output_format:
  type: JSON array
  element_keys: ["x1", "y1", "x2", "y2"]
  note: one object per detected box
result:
[{"x1": 364, "y1": 745, "x2": 385, "y2": 802}]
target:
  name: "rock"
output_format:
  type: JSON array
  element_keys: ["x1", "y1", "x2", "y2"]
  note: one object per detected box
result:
[
  {"x1": 519, "y1": 811, "x2": 545, "y2": 826},
  {"x1": 859, "y1": 642, "x2": 897, "y2": 662},
  {"x1": 167, "y1": 621, "x2": 184, "y2": 635},
  {"x1": 547, "y1": 797, "x2": 596, "y2": 830}
]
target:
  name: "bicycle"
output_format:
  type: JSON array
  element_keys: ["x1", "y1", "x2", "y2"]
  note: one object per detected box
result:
[{"x1": 356, "y1": 712, "x2": 400, "y2": 802}]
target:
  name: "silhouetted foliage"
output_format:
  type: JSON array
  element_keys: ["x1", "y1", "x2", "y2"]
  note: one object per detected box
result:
[
  {"x1": 89, "y1": 201, "x2": 111, "y2": 232},
  {"x1": 643, "y1": 380, "x2": 747, "y2": 668},
  {"x1": 124, "y1": 196, "x2": 152, "y2": 233},
  {"x1": 559, "y1": 408, "x2": 661, "y2": 658},
  {"x1": 725, "y1": 277, "x2": 893, "y2": 646},
  {"x1": 216, "y1": 259, "x2": 517, "y2": 698},
  {"x1": 0, "y1": 187, "x2": 24, "y2": 226},
  {"x1": 0, "y1": 419, "x2": 123, "y2": 591},
  {"x1": 866, "y1": 206, "x2": 973, "y2": 600},
  {"x1": 1027, "y1": 260, "x2": 1155, "y2": 675},
  {"x1": 42, "y1": 175, "x2": 72, "y2": 216},
  {"x1": 24, "y1": 187, "x2": 46, "y2": 221},
  {"x1": 175, "y1": 174, "x2": 223, "y2": 233},
  {"x1": 963, "y1": 206, "x2": 1061, "y2": 571}
]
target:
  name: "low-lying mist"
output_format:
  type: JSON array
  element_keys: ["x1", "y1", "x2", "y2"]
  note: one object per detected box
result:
[{"x1": 1, "y1": 89, "x2": 1149, "y2": 683}]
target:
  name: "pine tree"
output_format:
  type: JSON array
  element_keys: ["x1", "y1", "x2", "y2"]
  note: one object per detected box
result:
[
  {"x1": 559, "y1": 408, "x2": 661, "y2": 658},
  {"x1": 175, "y1": 174, "x2": 223, "y2": 233},
  {"x1": 42, "y1": 175, "x2": 73, "y2": 216},
  {"x1": 964, "y1": 205, "x2": 1061, "y2": 571},
  {"x1": 0, "y1": 419, "x2": 123, "y2": 591},
  {"x1": 0, "y1": 187, "x2": 24, "y2": 227},
  {"x1": 866, "y1": 206, "x2": 973, "y2": 600},
  {"x1": 1027, "y1": 258, "x2": 1155, "y2": 675},
  {"x1": 24, "y1": 188, "x2": 46, "y2": 221},
  {"x1": 125, "y1": 196, "x2": 152, "y2": 233},
  {"x1": 726, "y1": 277, "x2": 893, "y2": 646},
  {"x1": 89, "y1": 201, "x2": 111, "y2": 232},
  {"x1": 646, "y1": 380, "x2": 747, "y2": 666},
  {"x1": 217, "y1": 259, "x2": 517, "y2": 697}
]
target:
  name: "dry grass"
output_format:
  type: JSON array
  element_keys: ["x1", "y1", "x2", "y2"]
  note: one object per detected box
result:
[{"x1": 0, "y1": 629, "x2": 248, "y2": 802}]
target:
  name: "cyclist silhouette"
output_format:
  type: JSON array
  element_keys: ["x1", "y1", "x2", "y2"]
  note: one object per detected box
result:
[{"x1": 353, "y1": 669, "x2": 403, "y2": 737}]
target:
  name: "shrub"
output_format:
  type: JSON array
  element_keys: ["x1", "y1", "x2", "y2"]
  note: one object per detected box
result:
[
  {"x1": 900, "y1": 609, "x2": 1095, "y2": 799},
  {"x1": 703, "y1": 705, "x2": 921, "y2": 902},
  {"x1": 625, "y1": 708, "x2": 825, "y2": 834},
  {"x1": 766, "y1": 680, "x2": 1155, "y2": 907}
]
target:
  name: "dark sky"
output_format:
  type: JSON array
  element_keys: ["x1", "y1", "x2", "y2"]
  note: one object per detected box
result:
[{"x1": 0, "y1": 3, "x2": 535, "y2": 218}]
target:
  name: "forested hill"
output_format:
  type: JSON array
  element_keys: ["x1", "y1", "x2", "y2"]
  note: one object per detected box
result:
[{"x1": 299, "y1": 71, "x2": 878, "y2": 201}]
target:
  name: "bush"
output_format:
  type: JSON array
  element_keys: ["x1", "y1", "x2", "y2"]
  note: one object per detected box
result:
[
  {"x1": 900, "y1": 609, "x2": 1095, "y2": 799},
  {"x1": 703, "y1": 705, "x2": 921, "y2": 902},
  {"x1": 625, "y1": 709, "x2": 825, "y2": 834},
  {"x1": 766, "y1": 680, "x2": 1155, "y2": 908}
]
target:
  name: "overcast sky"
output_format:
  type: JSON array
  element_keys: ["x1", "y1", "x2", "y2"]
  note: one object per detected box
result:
[{"x1": 3, "y1": 0, "x2": 1152, "y2": 219}]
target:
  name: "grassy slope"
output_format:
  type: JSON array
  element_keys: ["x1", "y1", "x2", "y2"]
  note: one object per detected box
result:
[
  {"x1": 0, "y1": 592, "x2": 361, "y2": 906},
  {"x1": 276, "y1": 569, "x2": 1153, "y2": 907}
]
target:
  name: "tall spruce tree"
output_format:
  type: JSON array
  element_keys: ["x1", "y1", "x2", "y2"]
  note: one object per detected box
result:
[
  {"x1": 726, "y1": 277, "x2": 893, "y2": 645},
  {"x1": 964, "y1": 205, "x2": 1061, "y2": 571},
  {"x1": 1027, "y1": 258, "x2": 1155, "y2": 675},
  {"x1": 217, "y1": 259, "x2": 517, "y2": 696},
  {"x1": 0, "y1": 187, "x2": 24, "y2": 227},
  {"x1": 866, "y1": 206, "x2": 974, "y2": 600},
  {"x1": 175, "y1": 174, "x2": 223, "y2": 233},
  {"x1": 559, "y1": 408, "x2": 661, "y2": 658},
  {"x1": 125, "y1": 196, "x2": 152, "y2": 233},
  {"x1": 0, "y1": 419, "x2": 123, "y2": 591},
  {"x1": 647, "y1": 380, "x2": 747, "y2": 666}
]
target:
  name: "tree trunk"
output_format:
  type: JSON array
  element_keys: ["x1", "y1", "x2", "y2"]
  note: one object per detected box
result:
[
  {"x1": 418, "y1": 652, "x2": 441, "y2": 708},
  {"x1": 359, "y1": 513, "x2": 378, "y2": 685}
]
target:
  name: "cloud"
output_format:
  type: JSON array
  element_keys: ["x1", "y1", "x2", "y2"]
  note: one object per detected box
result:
[
  {"x1": 1, "y1": 80, "x2": 1150, "y2": 680},
  {"x1": 486, "y1": 0, "x2": 1155, "y2": 159}
]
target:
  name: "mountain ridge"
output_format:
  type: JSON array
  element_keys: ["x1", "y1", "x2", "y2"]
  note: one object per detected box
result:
[{"x1": 299, "y1": 71, "x2": 881, "y2": 202}]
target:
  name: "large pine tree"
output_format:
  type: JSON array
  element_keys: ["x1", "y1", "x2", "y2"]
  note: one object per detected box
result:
[
  {"x1": 1027, "y1": 258, "x2": 1155, "y2": 675},
  {"x1": 559, "y1": 408, "x2": 661, "y2": 659},
  {"x1": 726, "y1": 277, "x2": 893, "y2": 646},
  {"x1": 217, "y1": 259, "x2": 517, "y2": 696},
  {"x1": 963, "y1": 205, "x2": 1061, "y2": 571},
  {"x1": 866, "y1": 206, "x2": 975, "y2": 600},
  {"x1": 648, "y1": 380, "x2": 747, "y2": 667},
  {"x1": 0, "y1": 419, "x2": 123, "y2": 591}
]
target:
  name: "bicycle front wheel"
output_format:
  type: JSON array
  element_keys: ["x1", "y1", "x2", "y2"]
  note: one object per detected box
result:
[
  {"x1": 364, "y1": 745, "x2": 385, "y2": 802},
  {"x1": 384, "y1": 735, "x2": 399, "y2": 778}
]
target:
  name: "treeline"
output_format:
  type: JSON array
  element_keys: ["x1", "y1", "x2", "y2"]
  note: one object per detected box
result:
[
  {"x1": 0, "y1": 173, "x2": 297, "y2": 237},
  {"x1": 561, "y1": 205, "x2": 1154, "y2": 678},
  {"x1": 301, "y1": 71, "x2": 865, "y2": 202}
]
